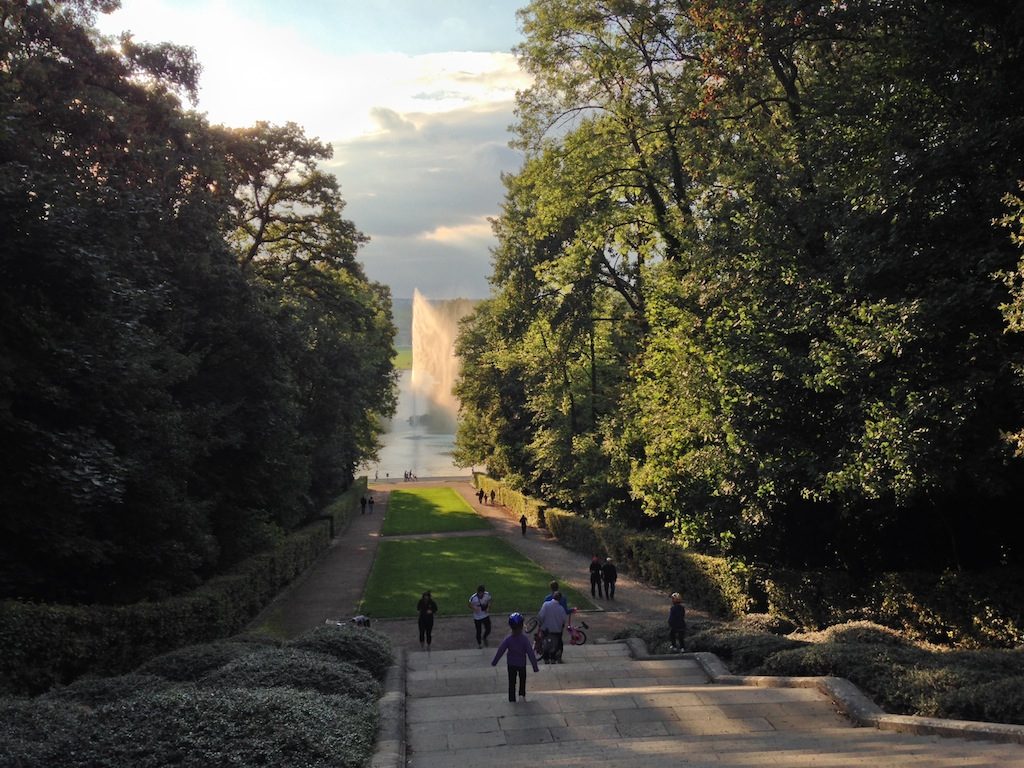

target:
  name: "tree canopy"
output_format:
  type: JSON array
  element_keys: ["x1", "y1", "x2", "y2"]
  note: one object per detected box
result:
[
  {"x1": 0, "y1": 0, "x2": 396, "y2": 602},
  {"x1": 456, "y1": 0, "x2": 1024, "y2": 571}
]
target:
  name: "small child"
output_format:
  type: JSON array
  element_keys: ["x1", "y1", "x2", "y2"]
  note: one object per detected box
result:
[
  {"x1": 491, "y1": 612, "x2": 540, "y2": 702},
  {"x1": 668, "y1": 592, "x2": 686, "y2": 651}
]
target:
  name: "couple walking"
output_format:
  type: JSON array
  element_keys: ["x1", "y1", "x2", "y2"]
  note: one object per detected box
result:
[{"x1": 588, "y1": 555, "x2": 617, "y2": 599}]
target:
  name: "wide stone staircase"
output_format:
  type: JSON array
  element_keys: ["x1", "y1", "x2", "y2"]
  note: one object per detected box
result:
[{"x1": 402, "y1": 642, "x2": 1024, "y2": 768}]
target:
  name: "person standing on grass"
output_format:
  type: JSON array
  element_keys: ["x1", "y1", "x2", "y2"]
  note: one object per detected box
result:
[
  {"x1": 469, "y1": 584, "x2": 493, "y2": 648},
  {"x1": 491, "y1": 612, "x2": 540, "y2": 702},
  {"x1": 417, "y1": 590, "x2": 438, "y2": 650},
  {"x1": 668, "y1": 592, "x2": 686, "y2": 652},
  {"x1": 589, "y1": 555, "x2": 603, "y2": 598},
  {"x1": 601, "y1": 557, "x2": 617, "y2": 599}
]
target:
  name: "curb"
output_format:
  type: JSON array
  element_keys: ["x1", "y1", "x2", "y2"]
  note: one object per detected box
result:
[
  {"x1": 623, "y1": 639, "x2": 1024, "y2": 746},
  {"x1": 372, "y1": 647, "x2": 406, "y2": 768}
]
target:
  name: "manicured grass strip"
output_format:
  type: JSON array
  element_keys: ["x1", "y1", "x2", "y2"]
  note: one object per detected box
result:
[
  {"x1": 393, "y1": 347, "x2": 412, "y2": 370},
  {"x1": 381, "y1": 487, "x2": 491, "y2": 535},
  {"x1": 360, "y1": 536, "x2": 595, "y2": 618}
]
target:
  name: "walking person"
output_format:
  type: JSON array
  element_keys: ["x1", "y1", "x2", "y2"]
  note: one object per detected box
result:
[
  {"x1": 668, "y1": 592, "x2": 686, "y2": 652},
  {"x1": 589, "y1": 554, "x2": 603, "y2": 598},
  {"x1": 537, "y1": 590, "x2": 568, "y2": 663},
  {"x1": 520, "y1": 514, "x2": 528, "y2": 536},
  {"x1": 601, "y1": 557, "x2": 618, "y2": 599},
  {"x1": 469, "y1": 584, "x2": 493, "y2": 648},
  {"x1": 417, "y1": 590, "x2": 438, "y2": 650},
  {"x1": 359, "y1": 496, "x2": 367, "y2": 515},
  {"x1": 489, "y1": 489, "x2": 496, "y2": 505},
  {"x1": 367, "y1": 496, "x2": 375, "y2": 514},
  {"x1": 491, "y1": 612, "x2": 540, "y2": 702}
]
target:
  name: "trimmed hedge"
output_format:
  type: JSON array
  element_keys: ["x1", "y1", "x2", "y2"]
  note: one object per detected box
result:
[
  {"x1": 287, "y1": 624, "x2": 393, "y2": 681},
  {"x1": 2, "y1": 687, "x2": 378, "y2": 768},
  {"x1": 0, "y1": 482, "x2": 366, "y2": 696},
  {"x1": 474, "y1": 473, "x2": 546, "y2": 527},
  {"x1": 479, "y1": 479, "x2": 1024, "y2": 648},
  {"x1": 135, "y1": 640, "x2": 275, "y2": 682},
  {"x1": 198, "y1": 647, "x2": 381, "y2": 700},
  {"x1": 546, "y1": 509, "x2": 752, "y2": 618}
]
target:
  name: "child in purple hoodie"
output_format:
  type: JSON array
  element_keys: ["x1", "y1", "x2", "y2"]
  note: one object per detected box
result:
[{"x1": 491, "y1": 612, "x2": 540, "y2": 702}]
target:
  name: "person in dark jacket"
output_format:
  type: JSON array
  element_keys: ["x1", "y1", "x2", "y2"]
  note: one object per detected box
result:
[
  {"x1": 589, "y1": 555, "x2": 603, "y2": 598},
  {"x1": 417, "y1": 590, "x2": 438, "y2": 650},
  {"x1": 668, "y1": 592, "x2": 686, "y2": 651},
  {"x1": 601, "y1": 557, "x2": 618, "y2": 599}
]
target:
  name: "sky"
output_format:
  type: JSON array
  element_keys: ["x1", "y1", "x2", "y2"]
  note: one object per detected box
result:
[{"x1": 96, "y1": 1, "x2": 532, "y2": 299}]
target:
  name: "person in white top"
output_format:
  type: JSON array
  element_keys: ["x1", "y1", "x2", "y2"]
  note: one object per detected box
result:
[{"x1": 468, "y1": 584, "x2": 493, "y2": 647}]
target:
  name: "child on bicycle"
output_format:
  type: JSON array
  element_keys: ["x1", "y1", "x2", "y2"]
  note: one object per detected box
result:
[{"x1": 491, "y1": 612, "x2": 540, "y2": 702}]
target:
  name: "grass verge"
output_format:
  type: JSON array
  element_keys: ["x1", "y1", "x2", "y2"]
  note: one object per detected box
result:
[{"x1": 361, "y1": 536, "x2": 594, "y2": 618}]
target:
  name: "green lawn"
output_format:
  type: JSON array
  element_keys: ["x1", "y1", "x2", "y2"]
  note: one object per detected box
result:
[
  {"x1": 393, "y1": 346, "x2": 412, "y2": 370},
  {"x1": 381, "y1": 487, "x2": 491, "y2": 535},
  {"x1": 360, "y1": 536, "x2": 594, "y2": 618}
]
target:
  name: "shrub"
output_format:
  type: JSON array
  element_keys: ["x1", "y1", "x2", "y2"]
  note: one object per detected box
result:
[
  {"x1": 687, "y1": 625, "x2": 807, "y2": 671},
  {"x1": 135, "y1": 640, "x2": 269, "y2": 682},
  {"x1": 0, "y1": 687, "x2": 378, "y2": 768},
  {"x1": 40, "y1": 674, "x2": 176, "y2": 707},
  {"x1": 0, "y1": 697, "x2": 91, "y2": 767},
  {"x1": 199, "y1": 648, "x2": 380, "y2": 700},
  {"x1": 939, "y1": 677, "x2": 1024, "y2": 726},
  {"x1": 287, "y1": 624, "x2": 393, "y2": 680},
  {"x1": 739, "y1": 613, "x2": 796, "y2": 635},
  {"x1": 809, "y1": 621, "x2": 912, "y2": 647}
]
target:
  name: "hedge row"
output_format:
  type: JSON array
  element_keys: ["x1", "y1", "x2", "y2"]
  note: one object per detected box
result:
[
  {"x1": 473, "y1": 473, "x2": 546, "y2": 527},
  {"x1": 545, "y1": 509, "x2": 752, "y2": 618},
  {"x1": 486, "y1": 479, "x2": 1023, "y2": 648},
  {"x1": 0, "y1": 481, "x2": 366, "y2": 695},
  {"x1": 765, "y1": 567, "x2": 1024, "y2": 648}
]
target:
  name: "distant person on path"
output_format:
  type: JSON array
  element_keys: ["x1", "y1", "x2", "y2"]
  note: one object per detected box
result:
[
  {"x1": 469, "y1": 584, "x2": 493, "y2": 648},
  {"x1": 537, "y1": 590, "x2": 568, "y2": 663},
  {"x1": 367, "y1": 496, "x2": 375, "y2": 514},
  {"x1": 668, "y1": 592, "x2": 686, "y2": 652},
  {"x1": 589, "y1": 555, "x2": 603, "y2": 598},
  {"x1": 489, "y1": 489, "x2": 496, "y2": 505},
  {"x1": 520, "y1": 514, "x2": 527, "y2": 536},
  {"x1": 477, "y1": 488, "x2": 485, "y2": 505},
  {"x1": 417, "y1": 590, "x2": 438, "y2": 650},
  {"x1": 360, "y1": 496, "x2": 367, "y2": 515},
  {"x1": 601, "y1": 557, "x2": 618, "y2": 599},
  {"x1": 491, "y1": 612, "x2": 539, "y2": 702}
]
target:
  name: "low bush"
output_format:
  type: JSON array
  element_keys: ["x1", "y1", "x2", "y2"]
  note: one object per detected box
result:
[
  {"x1": 40, "y1": 674, "x2": 176, "y2": 707},
  {"x1": 199, "y1": 648, "x2": 380, "y2": 700},
  {"x1": 939, "y1": 677, "x2": 1024, "y2": 726},
  {"x1": 1, "y1": 687, "x2": 377, "y2": 768},
  {"x1": 287, "y1": 624, "x2": 393, "y2": 681},
  {"x1": 135, "y1": 640, "x2": 270, "y2": 682},
  {"x1": 687, "y1": 624, "x2": 807, "y2": 669}
]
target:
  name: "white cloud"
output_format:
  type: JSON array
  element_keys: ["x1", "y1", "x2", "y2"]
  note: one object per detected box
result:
[
  {"x1": 95, "y1": 0, "x2": 530, "y2": 299},
  {"x1": 422, "y1": 219, "x2": 494, "y2": 245}
]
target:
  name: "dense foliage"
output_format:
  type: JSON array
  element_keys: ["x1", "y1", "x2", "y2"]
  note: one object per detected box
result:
[
  {"x1": 0, "y1": 627, "x2": 392, "y2": 767},
  {"x1": 456, "y1": 0, "x2": 1024, "y2": 571},
  {"x1": 0, "y1": 1, "x2": 396, "y2": 604}
]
